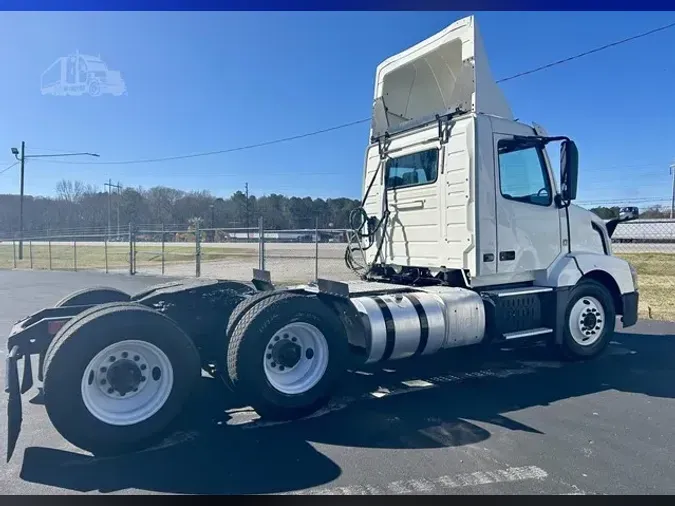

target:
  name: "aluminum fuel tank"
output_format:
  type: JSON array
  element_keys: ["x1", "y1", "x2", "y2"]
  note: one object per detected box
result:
[{"x1": 350, "y1": 287, "x2": 485, "y2": 364}]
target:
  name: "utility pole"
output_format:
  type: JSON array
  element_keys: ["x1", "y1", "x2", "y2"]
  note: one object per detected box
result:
[
  {"x1": 670, "y1": 163, "x2": 675, "y2": 219},
  {"x1": 106, "y1": 178, "x2": 111, "y2": 239},
  {"x1": 117, "y1": 181, "x2": 121, "y2": 238},
  {"x1": 104, "y1": 179, "x2": 122, "y2": 239},
  {"x1": 18, "y1": 142, "x2": 25, "y2": 260},
  {"x1": 10, "y1": 143, "x2": 99, "y2": 259},
  {"x1": 245, "y1": 182, "x2": 250, "y2": 240}
]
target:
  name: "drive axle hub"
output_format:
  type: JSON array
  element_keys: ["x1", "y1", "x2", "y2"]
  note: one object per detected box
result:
[
  {"x1": 94, "y1": 350, "x2": 151, "y2": 399},
  {"x1": 106, "y1": 359, "x2": 144, "y2": 396},
  {"x1": 271, "y1": 340, "x2": 302, "y2": 369}
]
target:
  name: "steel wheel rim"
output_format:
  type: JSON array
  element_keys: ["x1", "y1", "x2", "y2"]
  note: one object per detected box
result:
[
  {"x1": 262, "y1": 322, "x2": 329, "y2": 395},
  {"x1": 569, "y1": 296, "x2": 606, "y2": 346},
  {"x1": 80, "y1": 339, "x2": 174, "y2": 426}
]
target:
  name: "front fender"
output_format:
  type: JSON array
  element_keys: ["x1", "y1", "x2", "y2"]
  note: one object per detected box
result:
[{"x1": 536, "y1": 252, "x2": 636, "y2": 295}]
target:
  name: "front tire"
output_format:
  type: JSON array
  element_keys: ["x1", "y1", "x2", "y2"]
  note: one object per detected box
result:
[
  {"x1": 559, "y1": 279, "x2": 615, "y2": 360},
  {"x1": 227, "y1": 293, "x2": 348, "y2": 421},
  {"x1": 43, "y1": 303, "x2": 200, "y2": 456}
]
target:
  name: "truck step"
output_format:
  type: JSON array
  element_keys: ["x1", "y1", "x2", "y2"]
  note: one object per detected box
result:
[
  {"x1": 490, "y1": 286, "x2": 553, "y2": 298},
  {"x1": 503, "y1": 327, "x2": 553, "y2": 340}
]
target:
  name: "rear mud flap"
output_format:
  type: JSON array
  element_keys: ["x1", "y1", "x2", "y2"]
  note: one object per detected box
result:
[{"x1": 5, "y1": 346, "x2": 23, "y2": 462}]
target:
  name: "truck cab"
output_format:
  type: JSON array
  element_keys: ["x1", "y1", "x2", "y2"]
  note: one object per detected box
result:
[
  {"x1": 354, "y1": 16, "x2": 635, "y2": 299},
  {"x1": 347, "y1": 15, "x2": 639, "y2": 347}
]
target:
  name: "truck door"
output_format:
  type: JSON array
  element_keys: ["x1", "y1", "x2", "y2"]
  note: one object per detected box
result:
[
  {"x1": 493, "y1": 126, "x2": 562, "y2": 276},
  {"x1": 382, "y1": 143, "x2": 444, "y2": 267}
]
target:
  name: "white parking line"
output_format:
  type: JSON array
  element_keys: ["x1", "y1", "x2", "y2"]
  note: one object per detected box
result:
[{"x1": 283, "y1": 465, "x2": 548, "y2": 495}]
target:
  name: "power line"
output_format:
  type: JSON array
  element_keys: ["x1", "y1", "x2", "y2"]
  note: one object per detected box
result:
[
  {"x1": 497, "y1": 20, "x2": 675, "y2": 83},
  {"x1": 22, "y1": 161, "x2": 672, "y2": 179},
  {"x1": 0, "y1": 161, "x2": 19, "y2": 176},
  {"x1": 33, "y1": 118, "x2": 371, "y2": 166},
  {"x1": 29, "y1": 20, "x2": 675, "y2": 169}
]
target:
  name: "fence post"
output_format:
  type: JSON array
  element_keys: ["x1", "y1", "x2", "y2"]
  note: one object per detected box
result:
[
  {"x1": 29, "y1": 240, "x2": 33, "y2": 269},
  {"x1": 12, "y1": 239, "x2": 16, "y2": 269},
  {"x1": 258, "y1": 216, "x2": 265, "y2": 271},
  {"x1": 73, "y1": 239, "x2": 77, "y2": 272},
  {"x1": 195, "y1": 222, "x2": 201, "y2": 278},
  {"x1": 161, "y1": 224, "x2": 165, "y2": 276},
  {"x1": 129, "y1": 223, "x2": 135, "y2": 276},
  {"x1": 48, "y1": 230, "x2": 52, "y2": 270},
  {"x1": 104, "y1": 236, "x2": 108, "y2": 274},
  {"x1": 314, "y1": 217, "x2": 319, "y2": 281}
]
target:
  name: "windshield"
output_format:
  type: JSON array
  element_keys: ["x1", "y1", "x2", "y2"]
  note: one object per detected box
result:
[{"x1": 84, "y1": 59, "x2": 107, "y2": 72}]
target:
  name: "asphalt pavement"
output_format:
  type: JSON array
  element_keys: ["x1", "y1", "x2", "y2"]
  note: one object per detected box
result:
[{"x1": 1, "y1": 270, "x2": 675, "y2": 495}]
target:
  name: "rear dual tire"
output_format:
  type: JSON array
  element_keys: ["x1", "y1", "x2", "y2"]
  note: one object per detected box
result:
[
  {"x1": 43, "y1": 303, "x2": 200, "y2": 456},
  {"x1": 227, "y1": 293, "x2": 348, "y2": 421}
]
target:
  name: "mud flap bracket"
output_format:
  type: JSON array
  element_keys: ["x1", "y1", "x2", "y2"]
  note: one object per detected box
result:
[{"x1": 5, "y1": 345, "x2": 23, "y2": 462}]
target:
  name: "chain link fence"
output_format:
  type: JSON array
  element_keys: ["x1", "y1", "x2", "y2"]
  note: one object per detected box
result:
[
  {"x1": 1, "y1": 218, "x2": 674, "y2": 320},
  {"x1": 0, "y1": 220, "x2": 357, "y2": 284},
  {"x1": 611, "y1": 219, "x2": 675, "y2": 321}
]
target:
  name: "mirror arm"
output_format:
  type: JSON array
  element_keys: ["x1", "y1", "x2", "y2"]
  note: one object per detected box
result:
[{"x1": 539, "y1": 135, "x2": 571, "y2": 144}]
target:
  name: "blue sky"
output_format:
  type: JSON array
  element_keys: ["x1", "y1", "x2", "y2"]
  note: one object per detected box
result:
[{"x1": 1, "y1": 11, "x2": 674, "y2": 208}]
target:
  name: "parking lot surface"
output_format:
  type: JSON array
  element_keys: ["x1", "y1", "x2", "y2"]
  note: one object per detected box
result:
[{"x1": 1, "y1": 270, "x2": 675, "y2": 495}]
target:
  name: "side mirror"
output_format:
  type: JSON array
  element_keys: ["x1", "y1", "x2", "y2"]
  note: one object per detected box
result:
[{"x1": 560, "y1": 139, "x2": 578, "y2": 202}]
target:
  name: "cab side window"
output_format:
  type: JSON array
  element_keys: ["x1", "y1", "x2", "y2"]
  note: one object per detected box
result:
[
  {"x1": 498, "y1": 141, "x2": 552, "y2": 206},
  {"x1": 385, "y1": 149, "x2": 439, "y2": 189}
]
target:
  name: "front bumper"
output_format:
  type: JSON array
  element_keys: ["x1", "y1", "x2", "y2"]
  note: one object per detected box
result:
[{"x1": 621, "y1": 291, "x2": 639, "y2": 327}]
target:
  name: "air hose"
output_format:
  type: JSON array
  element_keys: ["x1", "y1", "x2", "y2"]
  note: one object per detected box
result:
[{"x1": 344, "y1": 154, "x2": 390, "y2": 277}]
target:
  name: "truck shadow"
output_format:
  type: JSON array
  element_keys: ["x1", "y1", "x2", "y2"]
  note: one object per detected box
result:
[{"x1": 17, "y1": 323, "x2": 675, "y2": 494}]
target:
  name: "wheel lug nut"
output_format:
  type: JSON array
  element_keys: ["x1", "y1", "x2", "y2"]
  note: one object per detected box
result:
[
  {"x1": 283, "y1": 334, "x2": 289, "y2": 339},
  {"x1": 109, "y1": 356, "x2": 116, "y2": 362},
  {"x1": 100, "y1": 367, "x2": 107, "y2": 373},
  {"x1": 274, "y1": 336, "x2": 280, "y2": 341},
  {"x1": 141, "y1": 376, "x2": 146, "y2": 382},
  {"x1": 107, "y1": 388, "x2": 114, "y2": 394},
  {"x1": 271, "y1": 362, "x2": 277, "y2": 368},
  {"x1": 133, "y1": 355, "x2": 140, "y2": 361},
  {"x1": 121, "y1": 352, "x2": 128, "y2": 358},
  {"x1": 291, "y1": 337, "x2": 297, "y2": 342},
  {"x1": 120, "y1": 392, "x2": 126, "y2": 396},
  {"x1": 140, "y1": 364, "x2": 147, "y2": 370},
  {"x1": 100, "y1": 379, "x2": 106, "y2": 385},
  {"x1": 279, "y1": 366, "x2": 285, "y2": 371},
  {"x1": 266, "y1": 354, "x2": 272, "y2": 360}
]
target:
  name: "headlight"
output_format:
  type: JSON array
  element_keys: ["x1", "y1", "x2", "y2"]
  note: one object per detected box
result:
[{"x1": 629, "y1": 262, "x2": 639, "y2": 291}]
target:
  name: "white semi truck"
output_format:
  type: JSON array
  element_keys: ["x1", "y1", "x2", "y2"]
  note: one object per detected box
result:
[{"x1": 5, "y1": 15, "x2": 638, "y2": 460}]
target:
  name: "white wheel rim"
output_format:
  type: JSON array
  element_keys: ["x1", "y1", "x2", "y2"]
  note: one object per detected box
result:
[
  {"x1": 80, "y1": 340, "x2": 174, "y2": 426},
  {"x1": 262, "y1": 322, "x2": 329, "y2": 395},
  {"x1": 569, "y1": 296, "x2": 606, "y2": 346}
]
